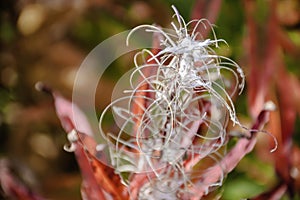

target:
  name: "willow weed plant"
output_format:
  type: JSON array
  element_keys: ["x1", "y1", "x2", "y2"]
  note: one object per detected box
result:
[
  {"x1": 99, "y1": 6, "x2": 250, "y2": 199},
  {"x1": 3, "y1": 2, "x2": 299, "y2": 200}
]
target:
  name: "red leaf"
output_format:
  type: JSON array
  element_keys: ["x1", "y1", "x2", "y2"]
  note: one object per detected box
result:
[
  {"x1": 186, "y1": 106, "x2": 273, "y2": 198},
  {"x1": 53, "y1": 92, "x2": 94, "y2": 136},
  {"x1": 243, "y1": 0, "x2": 280, "y2": 117},
  {"x1": 130, "y1": 32, "x2": 162, "y2": 136},
  {"x1": 191, "y1": 0, "x2": 222, "y2": 38},
  {"x1": 75, "y1": 132, "x2": 128, "y2": 200},
  {"x1": 48, "y1": 89, "x2": 128, "y2": 199},
  {"x1": 243, "y1": 1, "x2": 299, "y2": 195},
  {"x1": 277, "y1": 65, "x2": 297, "y2": 143},
  {"x1": 0, "y1": 159, "x2": 45, "y2": 200},
  {"x1": 251, "y1": 183, "x2": 287, "y2": 200}
]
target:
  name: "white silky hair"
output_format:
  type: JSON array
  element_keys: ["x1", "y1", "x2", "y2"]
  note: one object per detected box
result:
[{"x1": 99, "y1": 5, "x2": 246, "y2": 199}]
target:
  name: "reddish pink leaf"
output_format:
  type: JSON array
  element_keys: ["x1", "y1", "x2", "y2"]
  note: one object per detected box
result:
[
  {"x1": 244, "y1": 0, "x2": 280, "y2": 117},
  {"x1": 243, "y1": 0, "x2": 299, "y2": 196},
  {"x1": 251, "y1": 183, "x2": 287, "y2": 200},
  {"x1": 270, "y1": 64, "x2": 297, "y2": 187},
  {"x1": 186, "y1": 106, "x2": 273, "y2": 198},
  {"x1": 53, "y1": 92, "x2": 94, "y2": 136},
  {"x1": 0, "y1": 159, "x2": 45, "y2": 200},
  {"x1": 36, "y1": 82, "x2": 94, "y2": 137},
  {"x1": 131, "y1": 32, "x2": 162, "y2": 136},
  {"x1": 277, "y1": 64, "x2": 297, "y2": 144},
  {"x1": 45, "y1": 88, "x2": 127, "y2": 199},
  {"x1": 191, "y1": 0, "x2": 222, "y2": 38},
  {"x1": 74, "y1": 139, "x2": 107, "y2": 200},
  {"x1": 75, "y1": 132, "x2": 128, "y2": 200}
]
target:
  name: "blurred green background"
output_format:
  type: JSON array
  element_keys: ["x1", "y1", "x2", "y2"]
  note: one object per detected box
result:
[{"x1": 0, "y1": 0, "x2": 299, "y2": 199}]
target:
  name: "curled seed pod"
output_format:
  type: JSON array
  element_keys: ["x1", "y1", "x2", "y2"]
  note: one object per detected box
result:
[{"x1": 99, "y1": 5, "x2": 245, "y2": 197}]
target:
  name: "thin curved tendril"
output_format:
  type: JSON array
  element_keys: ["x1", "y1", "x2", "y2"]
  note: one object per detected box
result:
[
  {"x1": 97, "y1": 6, "x2": 269, "y2": 199},
  {"x1": 127, "y1": 24, "x2": 176, "y2": 47}
]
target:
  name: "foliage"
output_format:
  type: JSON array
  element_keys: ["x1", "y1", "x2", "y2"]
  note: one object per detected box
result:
[{"x1": 0, "y1": 0, "x2": 300, "y2": 199}]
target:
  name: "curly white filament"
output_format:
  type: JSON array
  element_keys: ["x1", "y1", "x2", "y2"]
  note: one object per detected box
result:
[{"x1": 99, "y1": 5, "x2": 246, "y2": 198}]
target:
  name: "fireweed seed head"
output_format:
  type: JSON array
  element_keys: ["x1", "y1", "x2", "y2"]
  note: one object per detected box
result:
[
  {"x1": 127, "y1": 6, "x2": 245, "y2": 124},
  {"x1": 98, "y1": 5, "x2": 245, "y2": 198}
]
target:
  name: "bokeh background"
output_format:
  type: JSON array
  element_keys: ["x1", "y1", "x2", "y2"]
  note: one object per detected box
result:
[{"x1": 1, "y1": 0, "x2": 300, "y2": 199}]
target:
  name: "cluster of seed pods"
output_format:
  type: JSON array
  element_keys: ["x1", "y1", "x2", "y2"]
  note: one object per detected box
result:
[{"x1": 99, "y1": 6, "x2": 245, "y2": 199}]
